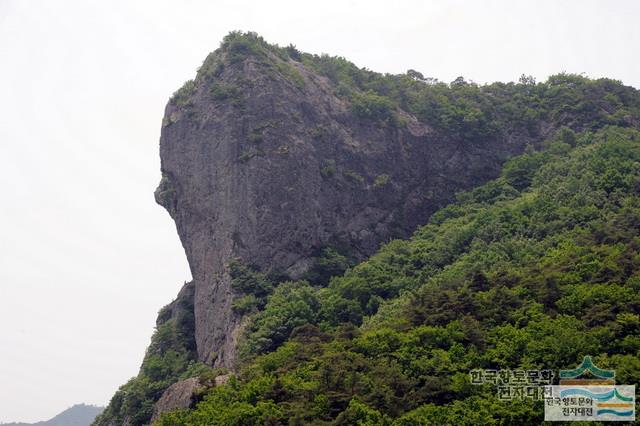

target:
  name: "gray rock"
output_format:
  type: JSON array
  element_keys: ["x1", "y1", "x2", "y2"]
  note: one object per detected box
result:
[{"x1": 150, "y1": 378, "x2": 200, "y2": 424}]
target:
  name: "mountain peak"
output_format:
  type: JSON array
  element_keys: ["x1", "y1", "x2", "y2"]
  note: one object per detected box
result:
[{"x1": 2, "y1": 404, "x2": 103, "y2": 426}]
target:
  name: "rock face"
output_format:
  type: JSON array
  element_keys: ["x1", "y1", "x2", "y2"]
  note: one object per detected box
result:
[
  {"x1": 154, "y1": 36, "x2": 550, "y2": 368},
  {"x1": 150, "y1": 378, "x2": 200, "y2": 424}
]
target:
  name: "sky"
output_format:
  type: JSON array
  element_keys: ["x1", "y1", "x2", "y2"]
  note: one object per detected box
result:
[{"x1": 0, "y1": 0, "x2": 638, "y2": 422}]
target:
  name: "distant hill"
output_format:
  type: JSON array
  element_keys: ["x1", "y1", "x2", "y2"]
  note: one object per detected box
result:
[{"x1": 2, "y1": 404, "x2": 103, "y2": 426}]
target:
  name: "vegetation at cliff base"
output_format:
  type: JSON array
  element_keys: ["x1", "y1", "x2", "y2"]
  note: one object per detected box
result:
[{"x1": 156, "y1": 127, "x2": 640, "y2": 425}]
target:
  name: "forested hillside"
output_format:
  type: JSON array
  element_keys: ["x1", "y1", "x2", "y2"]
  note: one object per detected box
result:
[
  {"x1": 94, "y1": 33, "x2": 640, "y2": 426},
  {"x1": 154, "y1": 126, "x2": 640, "y2": 424}
]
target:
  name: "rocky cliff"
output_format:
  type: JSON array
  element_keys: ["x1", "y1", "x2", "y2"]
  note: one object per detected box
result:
[
  {"x1": 154, "y1": 33, "x2": 603, "y2": 368},
  {"x1": 96, "y1": 32, "x2": 640, "y2": 426}
]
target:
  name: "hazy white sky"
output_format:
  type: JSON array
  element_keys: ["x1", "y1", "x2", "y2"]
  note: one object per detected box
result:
[{"x1": 0, "y1": 0, "x2": 638, "y2": 421}]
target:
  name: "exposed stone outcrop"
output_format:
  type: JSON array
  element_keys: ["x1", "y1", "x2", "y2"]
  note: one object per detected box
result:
[
  {"x1": 150, "y1": 378, "x2": 200, "y2": 424},
  {"x1": 154, "y1": 37, "x2": 549, "y2": 368},
  {"x1": 214, "y1": 373, "x2": 231, "y2": 386}
]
